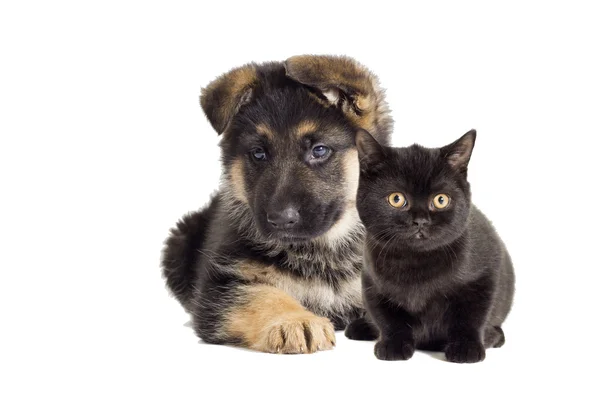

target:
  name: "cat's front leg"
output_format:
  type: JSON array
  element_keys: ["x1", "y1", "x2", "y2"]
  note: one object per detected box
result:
[
  {"x1": 363, "y1": 276, "x2": 416, "y2": 361},
  {"x1": 444, "y1": 278, "x2": 494, "y2": 363},
  {"x1": 374, "y1": 336, "x2": 415, "y2": 361},
  {"x1": 372, "y1": 307, "x2": 415, "y2": 361},
  {"x1": 345, "y1": 316, "x2": 379, "y2": 341}
]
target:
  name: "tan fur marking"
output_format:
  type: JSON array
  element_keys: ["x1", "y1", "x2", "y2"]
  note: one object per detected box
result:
[
  {"x1": 229, "y1": 158, "x2": 248, "y2": 204},
  {"x1": 323, "y1": 149, "x2": 361, "y2": 243},
  {"x1": 226, "y1": 284, "x2": 336, "y2": 354},
  {"x1": 295, "y1": 120, "x2": 318, "y2": 137},
  {"x1": 201, "y1": 64, "x2": 257, "y2": 134},
  {"x1": 255, "y1": 123, "x2": 275, "y2": 139},
  {"x1": 342, "y1": 149, "x2": 360, "y2": 201},
  {"x1": 237, "y1": 261, "x2": 282, "y2": 284}
]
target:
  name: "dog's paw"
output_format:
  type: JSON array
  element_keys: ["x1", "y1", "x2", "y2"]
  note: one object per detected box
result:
[
  {"x1": 445, "y1": 340, "x2": 486, "y2": 363},
  {"x1": 259, "y1": 313, "x2": 336, "y2": 354},
  {"x1": 374, "y1": 339, "x2": 415, "y2": 361},
  {"x1": 345, "y1": 317, "x2": 379, "y2": 341}
]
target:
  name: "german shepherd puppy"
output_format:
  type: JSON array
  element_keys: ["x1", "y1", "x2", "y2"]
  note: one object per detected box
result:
[{"x1": 162, "y1": 55, "x2": 392, "y2": 353}]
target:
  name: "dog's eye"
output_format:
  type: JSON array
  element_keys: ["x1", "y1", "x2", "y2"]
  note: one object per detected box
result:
[
  {"x1": 311, "y1": 145, "x2": 331, "y2": 159},
  {"x1": 251, "y1": 148, "x2": 267, "y2": 161}
]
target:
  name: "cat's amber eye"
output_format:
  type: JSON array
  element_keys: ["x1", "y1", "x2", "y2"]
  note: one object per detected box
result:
[
  {"x1": 388, "y1": 192, "x2": 407, "y2": 208},
  {"x1": 432, "y1": 194, "x2": 451, "y2": 209}
]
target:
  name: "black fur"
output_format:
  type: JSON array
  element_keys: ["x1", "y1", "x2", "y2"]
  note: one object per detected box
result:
[
  {"x1": 162, "y1": 197, "x2": 221, "y2": 306},
  {"x1": 346, "y1": 129, "x2": 515, "y2": 363}
]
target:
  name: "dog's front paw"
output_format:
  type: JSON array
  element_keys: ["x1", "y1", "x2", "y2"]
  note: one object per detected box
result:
[
  {"x1": 374, "y1": 339, "x2": 415, "y2": 361},
  {"x1": 259, "y1": 312, "x2": 336, "y2": 354},
  {"x1": 445, "y1": 340, "x2": 486, "y2": 363}
]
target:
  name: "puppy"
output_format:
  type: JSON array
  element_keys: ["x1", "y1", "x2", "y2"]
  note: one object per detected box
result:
[{"x1": 162, "y1": 55, "x2": 393, "y2": 353}]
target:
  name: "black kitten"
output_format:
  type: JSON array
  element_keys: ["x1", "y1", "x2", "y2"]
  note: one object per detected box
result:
[{"x1": 345, "y1": 129, "x2": 515, "y2": 363}]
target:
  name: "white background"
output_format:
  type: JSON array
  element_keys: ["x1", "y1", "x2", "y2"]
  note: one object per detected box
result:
[{"x1": 1, "y1": 1, "x2": 598, "y2": 399}]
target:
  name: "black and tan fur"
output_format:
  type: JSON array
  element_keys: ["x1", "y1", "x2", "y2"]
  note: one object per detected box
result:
[{"x1": 162, "y1": 55, "x2": 392, "y2": 353}]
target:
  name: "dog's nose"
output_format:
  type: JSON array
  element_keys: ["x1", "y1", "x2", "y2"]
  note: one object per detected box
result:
[
  {"x1": 413, "y1": 217, "x2": 430, "y2": 228},
  {"x1": 267, "y1": 207, "x2": 300, "y2": 229}
]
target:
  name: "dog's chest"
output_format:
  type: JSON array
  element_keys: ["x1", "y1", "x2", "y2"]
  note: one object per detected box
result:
[
  {"x1": 239, "y1": 252, "x2": 363, "y2": 316},
  {"x1": 270, "y1": 243, "x2": 364, "y2": 314},
  {"x1": 277, "y1": 273, "x2": 362, "y2": 315}
]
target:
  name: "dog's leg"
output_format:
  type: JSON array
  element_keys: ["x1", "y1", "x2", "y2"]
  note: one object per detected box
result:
[
  {"x1": 222, "y1": 284, "x2": 336, "y2": 354},
  {"x1": 188, "y1": 256, "x2": 337, "y2": 353}
]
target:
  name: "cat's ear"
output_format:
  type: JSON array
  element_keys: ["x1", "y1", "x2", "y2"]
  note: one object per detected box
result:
[
  {"x1": 356, "y1": 129, "x2": 385, "y2": 170},
  {"x1": 441, "y1": 129, "x2": 477, "y2": 173}
]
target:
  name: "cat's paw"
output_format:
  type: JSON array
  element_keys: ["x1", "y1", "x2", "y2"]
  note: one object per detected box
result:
[
  {"x1": 345, "y1": 317, "x2": 379, "y2": 341},
  {"x1": 484, "y1": 326, "x2": 505, "y2": 348},
  {"x1": 445, "y1": 340, "x2": 486, "y2": 363},
  {"x1": 374, "y1": 339, "x2": 415, "y2": 361}
]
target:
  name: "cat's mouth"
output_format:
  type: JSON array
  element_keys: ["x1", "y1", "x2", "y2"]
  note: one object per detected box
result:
[{"x1": 412, "y1": 230, "x2": 430, "y2": 240}]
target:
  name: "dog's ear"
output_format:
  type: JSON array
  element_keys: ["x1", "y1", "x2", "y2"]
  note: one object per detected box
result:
[
  {"x1": 284, "y1": 55, "x2": 392, "y2": 144},
  {"x1": 200, "y1": 64, "x2": 258, "y2": 134}
]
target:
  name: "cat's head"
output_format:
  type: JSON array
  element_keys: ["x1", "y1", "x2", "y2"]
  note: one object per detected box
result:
[{"x1": 355, "y1": 129, "x2": 476, "y2": 251}]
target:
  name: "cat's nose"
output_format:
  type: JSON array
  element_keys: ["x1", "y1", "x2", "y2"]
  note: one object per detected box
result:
[{"x1": 413, "y1": 217, "x2": 430, "y2": 228}]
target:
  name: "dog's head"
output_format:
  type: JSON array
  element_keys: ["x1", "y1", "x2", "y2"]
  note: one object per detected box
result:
[{"x1": 200, "y1": 56, "x2": 392, "y2": 244}]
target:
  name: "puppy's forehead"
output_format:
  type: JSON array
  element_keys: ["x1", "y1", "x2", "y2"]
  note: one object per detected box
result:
[
  {"x1": 233, "y1": 86, "x2": 354, "y2": 145},
  {"x1": 252, "y1": 120, "x2": 318, "y2": 139},
  {"x1": 246, "y1": 118, "x2": 350, "y2": 145}
]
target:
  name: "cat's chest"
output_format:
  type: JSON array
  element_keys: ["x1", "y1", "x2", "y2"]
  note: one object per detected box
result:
[
  {"x1": 371, "y1": 255, "x2": 459, "y2": 313},
  {"x1": 381, "y1": 277, "x2": 452, "y2": 314}
]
